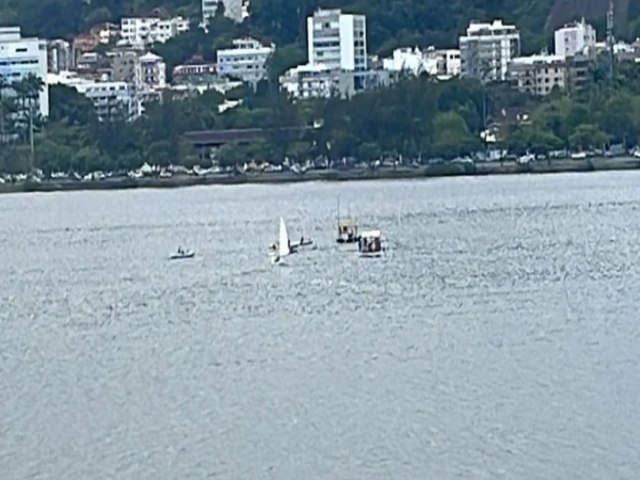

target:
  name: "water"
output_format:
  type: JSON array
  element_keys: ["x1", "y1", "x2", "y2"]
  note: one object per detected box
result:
[{"x1": 1, "y1": 172, "x2": 640, "y2": 479}]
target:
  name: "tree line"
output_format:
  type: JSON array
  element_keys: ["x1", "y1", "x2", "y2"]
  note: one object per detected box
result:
[{"x1": 2, "y1": 56, "x2": 639, "y2": 175}]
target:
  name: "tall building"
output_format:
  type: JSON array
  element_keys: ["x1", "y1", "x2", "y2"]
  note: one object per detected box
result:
[
  {"x1": 120, "y1": 16, "x2": 189, "y2": 47},
  {"x1": 508, "y1": 54, "x2": 567, "y2": 96},
  {"x1": 554, "y1": 18, "x2": 597, "y2": 58},
  {"x1": 0, "y1": 27, "x2": 49, "y2": 117},
  {"x1": 202, "y1": 0, "x2": 243, "y2": 24},
  {"x1": 217, "y1": 38, "x2": 273, "y2": 86},
  {"x1": 459, "y1": 20, "x2": 520, "y2": 82},
  {"x1": 307, "y1": 9, "x2": 367, "y2": 71},
  {"x1": 279, "y1": 8, "x2": 380, "y2": 99}
]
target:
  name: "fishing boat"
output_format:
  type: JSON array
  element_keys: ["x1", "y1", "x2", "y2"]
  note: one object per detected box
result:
[
  {"x1": 169, "y1": 247, "x2": 195, "y2": 260},
  {"x1": 336, "y1": 198, "x2": 359, "y2": 244},
  {"x1": 271, "y1": 218, "x2": 291, "y2": 264},
  {"x1": 358, "y1": 230, "x2": 384, "y2": 258}
]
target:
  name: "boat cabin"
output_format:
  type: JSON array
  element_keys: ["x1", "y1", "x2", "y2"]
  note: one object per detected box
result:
[
  {"x1": 358, "y1": 230, "x2": 383, "y2": 257},
  {"x1": 337, "y1": 218, "x2": 359, "y2": 243}
]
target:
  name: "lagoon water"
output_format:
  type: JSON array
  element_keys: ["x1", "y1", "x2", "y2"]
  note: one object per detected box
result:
[{"x1": 1, "y1": 172, "x2": 640, "y2": 479}]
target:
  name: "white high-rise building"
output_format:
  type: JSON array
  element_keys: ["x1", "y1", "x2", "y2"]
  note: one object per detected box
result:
[
  {"x1": 217, "y1": 38, "x2": 273, "y2": 86},
  {"x1": 554, "y1": 18, "x2": 596, "y2": 59},
  {"x1": 307, "y1": 9, "x2": 367, "y2": 71},
  {"x1": 202, "y1": 0, "x2": 243, "y2": 24},
  {"x1": 120, "y1": 16, "x2": 189, "y2": 47},
  {"x1": 0, "y1": 27, "x2": 49, "y2": 117},
  {"x1": 459, "y1": 19, "x2": 520, "y2": 82}
]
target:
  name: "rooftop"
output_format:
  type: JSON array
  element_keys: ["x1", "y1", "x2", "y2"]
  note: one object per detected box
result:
[
  {"x1": 511, "y1": 54, "x2": 565, "y2": 65},
  {"x1": 465, "y1": 19, "x2": 518, "y2": 36},
  {"x1": 140, "y1": 52, "x2": 163, "y2": 62}
]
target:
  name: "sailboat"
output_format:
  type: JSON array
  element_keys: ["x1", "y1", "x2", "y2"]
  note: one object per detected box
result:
[
  {"x1": 271, "y1": 217, "x2": 291, "y2": 264},
  {"x1": 268, "y1": 221, "x2": 313, "y2": 253}
]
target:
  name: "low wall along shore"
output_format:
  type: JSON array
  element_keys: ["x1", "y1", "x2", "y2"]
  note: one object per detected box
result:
[{"x1": 2, "y1": 157, "x2": 640, "y2": 194}]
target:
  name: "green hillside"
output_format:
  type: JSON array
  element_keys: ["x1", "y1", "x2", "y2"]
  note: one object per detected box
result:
[
  {"x1": 2, "y1": 0, "x2": 635, "y2": 52},
  {"x1": 0, "y1": 0, "x2": 572, "y2": 53}
]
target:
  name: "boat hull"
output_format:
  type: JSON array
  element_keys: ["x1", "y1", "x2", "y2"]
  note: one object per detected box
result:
[
  {"x1": 337, "y1": 237, "x2": 360, "y2": 244},
  {"x1": 169, "y1": 252, "x2": 195, "y2": 260},
  {"x1": 270, "y1": 254, "x2": 287, "y2": 265},
  {"x1": 360, "y1": 252, "x2": 383, "y2": 258}
]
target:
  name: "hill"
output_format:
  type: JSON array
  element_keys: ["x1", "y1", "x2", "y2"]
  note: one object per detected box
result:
[
  {"x1": 547, "y1": 0, "x2": 628, "y2": 30},
  {"x1": 1, "y1": 0, "x2": 631, "y2": 53}
]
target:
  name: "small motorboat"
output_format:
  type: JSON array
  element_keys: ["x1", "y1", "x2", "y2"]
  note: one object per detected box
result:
[
  {"x1": 169, "y1": 247, "x2": 195, "y2": 260},
  {"x1": 358, "y1": 230, "x2": 384, "y2": 258}
]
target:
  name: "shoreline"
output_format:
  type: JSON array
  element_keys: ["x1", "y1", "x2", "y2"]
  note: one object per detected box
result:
[{"x1": 2, "y1": 157, "x2": 640, "y2": 194}]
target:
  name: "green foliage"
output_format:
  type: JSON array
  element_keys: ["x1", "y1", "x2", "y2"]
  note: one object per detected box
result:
[
  {"x1": 266, "y1": 44, "x2": 306, "y2": 84},
  {"x1": 0, "y1": 0, "x2": 579, "y2": 53},
  {"x1": 432, "y1": 112, "x2": 481, "y2": 159},
  {"x1": 0, "y1": 0, "x2": 201, "y2": 38},
  {"x1": 3, "y1": 0, "x2": 640, "y2": 174},
  {"x1": 506, "y1": 124, "x2": 564, "y2": 155},
  {"x1": 247, "y1": 0, "x2": 558, "y2": 53}
]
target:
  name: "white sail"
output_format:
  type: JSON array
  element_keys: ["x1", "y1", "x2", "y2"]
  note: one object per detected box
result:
[{"x1": 278, "y1": 217, "x2": 290, "y2": 257}]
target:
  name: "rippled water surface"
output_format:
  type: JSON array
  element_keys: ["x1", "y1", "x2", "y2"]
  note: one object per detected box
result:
[{"x1": 1, "y1": 172, "x2": 640, "y2": 479}]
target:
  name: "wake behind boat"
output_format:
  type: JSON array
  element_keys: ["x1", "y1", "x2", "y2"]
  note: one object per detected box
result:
[{"x1": 169, "y1": 247, "x2": 195, "y2": 260}]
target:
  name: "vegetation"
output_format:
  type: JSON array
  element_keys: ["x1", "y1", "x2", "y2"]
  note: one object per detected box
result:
[
  {"x1": 0, "y1": 0, "x2": 577, "y2": 53},
  {"x1": 1, "y1": 0, "x2": 639, "y2": 175},
  {"x1": 1, "y1": 57, "x2": 639, "y2": 176}
]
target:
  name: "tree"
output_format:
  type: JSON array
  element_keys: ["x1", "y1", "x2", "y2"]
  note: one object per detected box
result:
[
  {"x1": 431, "y1": 111, "x2": 480, "y2": 159},
  {"x1": 265, "y1": 43, "x2": 306, "y2": 85},
  {"x1": 0, "y1": 74, "x2": 9, "y2": 145},
  {"x1": 358, "y1": 142, "x2": 382, "y2": 163},
  {"x1": 569, "y1": 124, "x2": 610, "y2": 150},
  {"x1": 49, "y1": 84, "x2": 98, "y2": 127}
]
